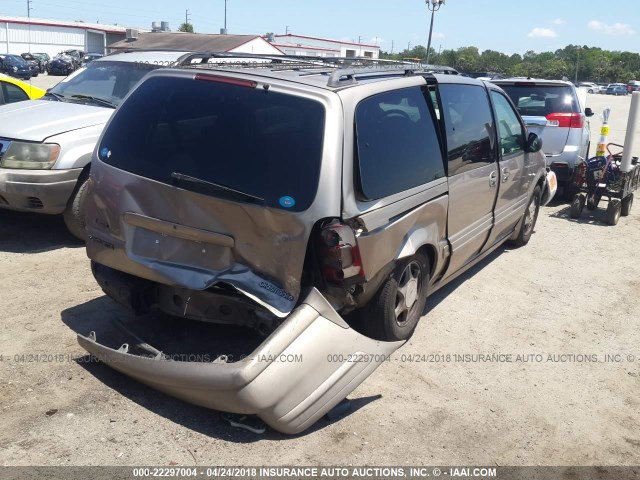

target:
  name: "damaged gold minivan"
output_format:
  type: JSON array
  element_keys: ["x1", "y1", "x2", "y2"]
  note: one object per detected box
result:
[{"x1": 79, "y1": 55, "x2": 556, "y2": 434}]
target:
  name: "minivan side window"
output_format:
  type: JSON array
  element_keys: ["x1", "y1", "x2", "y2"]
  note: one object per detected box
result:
[
  {"x1": 490, "y1": 91, "x2": 525, "y2": 156},
  {"x1": 355, "y1": 87, "x2": 445, "y2": 201},
  {"x1": 439, "y1": 84, "x2": 496, "y2": 176}
]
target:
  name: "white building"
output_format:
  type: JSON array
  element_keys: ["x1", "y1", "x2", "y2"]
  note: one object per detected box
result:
[
  {"x1": 270, "y1": 33, "x2": 380, "y2": 59},
  {"x1": 108, "y1": 31, "x2": 283, "y2": 56},
  {"x1": 0, "y1": 15, "x2": 138, "y2": 57}
]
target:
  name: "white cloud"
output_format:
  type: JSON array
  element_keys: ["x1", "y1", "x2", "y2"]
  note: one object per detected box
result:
[
  {"x1": 432, "y1": 32, "x2": 445, "y2": 40},
  {"x1": 527, "y1": 27, "x2": 558, "y2": 38},
  {"x1": 588, "y1": 20, "x2": 636, "y2": 36},
  {"x1": 552, "y1": 18, "x2": 566, "y2": 25}
]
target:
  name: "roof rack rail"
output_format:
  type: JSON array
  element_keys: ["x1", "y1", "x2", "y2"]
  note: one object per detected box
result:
[
  {"x1": 326, "y1": 64, "x2": 458, "y2": 87},
  {"x1": 134, "y1": 51, "x2": 460, "y2": 87},
  {"x1": 326, "y1": 66, "x2": 417, "y2": 87}
]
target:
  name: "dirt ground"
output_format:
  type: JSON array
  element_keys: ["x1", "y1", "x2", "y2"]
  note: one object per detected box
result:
[{"x1": 1, "y1": 91, "x2": 639, "y2": 467}]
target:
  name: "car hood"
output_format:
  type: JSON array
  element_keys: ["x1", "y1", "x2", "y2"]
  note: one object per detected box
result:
[{"x1": 0, "y1": 100, "x2": 113, "y2": 142}]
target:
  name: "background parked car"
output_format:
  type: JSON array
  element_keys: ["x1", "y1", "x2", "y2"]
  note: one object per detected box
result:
[
  {"x1": 20, "y1": 53, "x2": 41, "y2": 77},
  {"x1": 492, "y1": 78, "x2": 593, "y2": 199},
  {"x1": 82, "y1": 53, "x2": 103, "y2": 65},
  {"x1": 32, "y1": 53, "x2": 51, "y2": 73},
  {"x1": 62, "y1": 49, "x2": 84, "y2": 69},
  {"x1": 0, "y1": 73, "x2": 45, "y2": 105},
  {"x1": 0, "y1": 50, "x2": 197, "y2": 239},
  {"x1": 607, "y1": 84, "x2": 628, "y2": 96},
  {"x1": 627, "y1": 80, "x2": 640, "y2": 93},
  {"x1": 578, "y1": 82, "x2": 598, "y2": 93},
  {"x1": 598, "y1": 84, "x2": 609, "y2": 94},
  {"x1": 0, "y1": 54, "x2": 32, "y2": 80},
  {"x1": 48, "y1": 54, "x2": 76, "y2": 76}
]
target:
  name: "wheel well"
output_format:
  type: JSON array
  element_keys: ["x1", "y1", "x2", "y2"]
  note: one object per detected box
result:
[
  {"x1": 416, "y1": 243, "x2": 437, "y2": 278},
  {"x1": 65, "y1": 163, "x2": 91, "y2": 208}
]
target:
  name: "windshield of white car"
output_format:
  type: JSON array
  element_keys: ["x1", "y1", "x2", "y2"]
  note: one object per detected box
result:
[{"x1": 48, "y1": 60, "x2": 158, "y2": 108}]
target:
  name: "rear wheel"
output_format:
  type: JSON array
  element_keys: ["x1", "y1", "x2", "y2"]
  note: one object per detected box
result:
[
  {"x1": 361, "y1": 252, "x2": 429, "y2": 342},
  {"x1": 510, "y1": 187, "x2": 541, "y2": 247},
  {"x1": 63, "y1": 175, "x2": 90, "y2": 241},
  {"x1": 606, "y1": 199, "x2": 622, "y2": 225},
  {"x1": 621, "y1": 194, "x2": 634, "y2": 216},
  {"x1": 570, "y1": 193, "x2": 586, "y2": 218}
]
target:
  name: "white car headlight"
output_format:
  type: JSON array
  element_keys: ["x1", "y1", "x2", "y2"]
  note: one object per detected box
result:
[{"x1": 1, "y1": 142, "x2": 61, "y2": 169}]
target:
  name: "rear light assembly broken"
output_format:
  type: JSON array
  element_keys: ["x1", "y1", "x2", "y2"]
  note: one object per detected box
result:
[{"x1": 317, "y1": 221, "x2": 366, "y2": 287}]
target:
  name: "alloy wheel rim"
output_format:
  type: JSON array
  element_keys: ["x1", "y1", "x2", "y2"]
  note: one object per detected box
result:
[
  {"x1": 524, "y1": 196, "x2": 539, "y2": 236},
  {"x1": 395, "y1": 261, "x2": 422, "y2": 327}
]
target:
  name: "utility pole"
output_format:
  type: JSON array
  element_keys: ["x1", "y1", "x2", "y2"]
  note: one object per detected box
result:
[
  {"x1": 391, "y1": 40, "x2": 394, "y2": 54},
  {"x1": 575, "y1": 46, "x2": 581, "y2": 84},
  {"x1": 358, "y1": 35, "x2": 362, "y2": 56},
  {"x1": 408, "y1": 41, "x2": 411, "y2": 52},
  {"x1": 425, "y1": 0, "x2": 445, "y2": 65},
  {"x1": 27, "y1": 0, "x2": 32, "y2": 18},
  {"x1": 286, "y1": 25, "x2": 290, "y2": 35},
  {"x1": 185, "y1": 9, "x2": 190, "y2": 26},
  {"x1": 224, "y1": 0, "x2": 227, "y2": 32}
]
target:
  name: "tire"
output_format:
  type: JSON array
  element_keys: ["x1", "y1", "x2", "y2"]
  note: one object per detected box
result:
[
  {"x1": 570, "y1": 193, "x2": 586, "y2": 218},
  {"x1": 606, "y1": 199, "x2": 622, "y2": 226},
  {"x1": 621, "y1": 194, "x2": 634, "y2": 216},
  {"x1": 360, "y1": 252, "x2": 429, "y2": 342},
  {"x1": 511, "y1": 187, "x2": 542, "y2": 247},
  {"x1": 63, "y1": 175, "x2": 90, "y2": 241},
  {"x1": 586, "y1": 194, "x2": 600, "y2": 211}
]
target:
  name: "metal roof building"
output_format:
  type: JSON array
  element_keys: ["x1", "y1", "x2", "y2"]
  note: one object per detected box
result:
[
  {"x1": 269, "y1": 33, "x2": 380, "y2": 59},
  {"x1": 108, "y1": 32, "x2": 284, "y2": 56},
  {"x1": 0, "y1": 15, "x2": 138, "y2": 57}
]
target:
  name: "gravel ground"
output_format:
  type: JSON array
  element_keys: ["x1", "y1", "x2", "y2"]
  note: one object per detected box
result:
[{"x1": 0, "y1": 91, "x2": 639, "y2": 467}]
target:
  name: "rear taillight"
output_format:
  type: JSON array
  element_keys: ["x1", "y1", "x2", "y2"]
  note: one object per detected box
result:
[
  {"x1": 546, "y1": 112, "x2": 584, "y2": 129},
  {"x1": 317, "y1": 222, "x2": 365, "y2": 287}
]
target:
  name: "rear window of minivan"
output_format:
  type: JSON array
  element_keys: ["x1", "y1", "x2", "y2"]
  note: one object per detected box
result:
[
  {"x1": 499, "y1": 84, "x2": 577, "y2": 117},
  {"x1": 98, "y1": 74, "x2": 326, "y2": 212}
]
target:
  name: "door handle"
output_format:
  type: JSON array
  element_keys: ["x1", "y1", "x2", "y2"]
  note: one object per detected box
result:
[
  {"x1": 489, "y1": 171, "x2": 498, "y2": 187},
  {"x1": 502, "y1": 167, "x2": 510, "y2": 182}
]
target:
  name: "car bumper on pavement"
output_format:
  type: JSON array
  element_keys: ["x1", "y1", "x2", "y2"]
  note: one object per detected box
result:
[
  {"x1": 0, "y1": 168, "x2": 82, "y2": 214},
  {"x1": 542, "y1": 169, "x2": 558, "y2": 205},
  {"x1": 546, "y1": 148, "x2": 584, "y2": 183},
  {"x1": 77, "y1": 286, "x2": 404, "y2": 435}
]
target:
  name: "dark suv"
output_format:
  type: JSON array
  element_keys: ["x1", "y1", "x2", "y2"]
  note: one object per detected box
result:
[{"x1": 78, "y1": 56, "x2": 556, "y2": 434}]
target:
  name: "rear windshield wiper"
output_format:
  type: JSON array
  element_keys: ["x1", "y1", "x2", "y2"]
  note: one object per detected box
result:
[
  {"x1": 70, "y1": 94, "x2": 117, "y2": 109},
  {"x1": 170, "y1": 172, "x2": 265, "y2": 206}
]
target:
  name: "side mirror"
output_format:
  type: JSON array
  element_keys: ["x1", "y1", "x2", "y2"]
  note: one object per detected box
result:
[
  {"x1": 585, "y1": 107, "x2": 594, "y2": 117},
  {"x1": 526, "y1": 132, "x2": 543, "y2": 153}
]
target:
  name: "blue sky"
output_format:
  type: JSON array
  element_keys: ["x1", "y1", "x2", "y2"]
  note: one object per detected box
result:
[{"x1": 3, "y1": 0, "x2": 640, "y2": 54}]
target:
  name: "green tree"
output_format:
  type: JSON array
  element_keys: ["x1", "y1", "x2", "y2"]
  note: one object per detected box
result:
[{"x1": 178, "y1": 23, "x2": 194, "y2": 33}]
